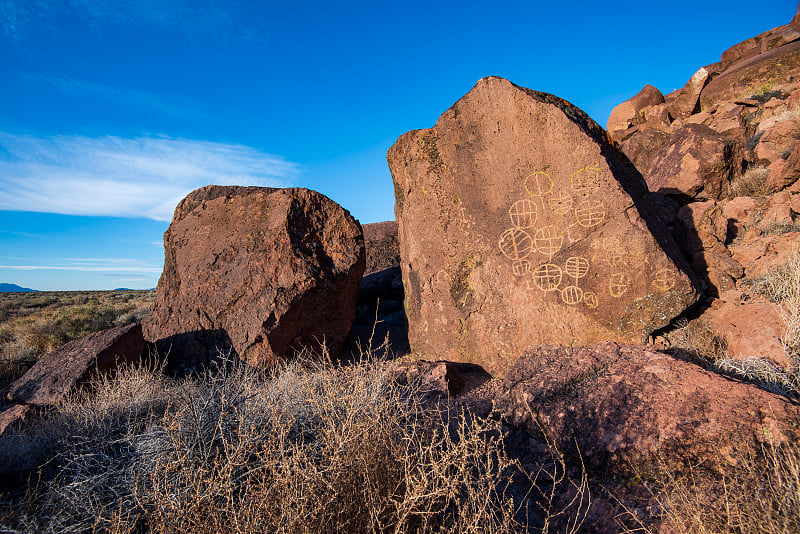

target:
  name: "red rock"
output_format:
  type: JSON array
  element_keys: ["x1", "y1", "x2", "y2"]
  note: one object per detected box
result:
[
  {"x1": 362, "y1": 221, "x2": 400, "y2": 274},
  {"x1": 700, "y1": 41, "x2": 800, "y2": 111},
  {"x1": 6, "y1": 323, "x2": 143, "y2": 406},
  {"x1": 387, "y1": 359, "x2": 489, "y2": 397},
  {"x1": 607, "y1": 84, "x2": 665, "y2": 135},
  {"x1": 644, "y1": 124, "x2": 745, "y2": 200},
  {"x1": 143, "y1": 186, "x2": 365, "y2": 371},
  {"x1": 730, "y1": 232, "x2": 800, "y2": 278},
  {"x1": 642, "y1": 103, "x2": 672, "y2": 130},
  {"x1": 388, "y1": 77, "x2": 700, "y2": 377},
  {"x1": 723, "y1": 195, "x2": 763, "y2": 237},
  {"x1": 618, "y1": 128, "x2": 672, "y2": 176},
  {"x1": 0, "y1": 404, "x2": 31, "y2": 435},
  {"x1": 707, "y1": 299, "x2": 792, "y2": 370},
  {"x1": 755, "y1": 118, "x2": 800, "y2": 165},
  {"x1": 498, "y1": 343, "x2": 798, "y2": 475},
  {"x1": 720, "y1": 15, "x2": 800, "y2": 66},
  {"x1": 666, "y1": 67, "x2": 710, "y2": 119}
]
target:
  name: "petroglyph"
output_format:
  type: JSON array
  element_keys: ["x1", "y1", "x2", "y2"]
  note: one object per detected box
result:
[
  {"x1": 531, "y1": 263, "x2": 562, "y2": 292},
  {"x1": 534, "y1": 226, "x2": 564, "y2": 258},
  {"x1": 509, "y1": 199, "x2": 537, "y2": 228},
  {"x1": 609, "y1": 273, "x2": 631, "y2": 298},
  {"x1": 500, "y1": 165, "x2": 663, "y2": 310},
  {"x1": 574, "y1": 199, "x2": 606, "y2": 228},
  {"x1": 499, "y1": 228, "x2": 533, "y2": 260},
  {"x1": 652, "y1": 269, "x2": 676, "y2": 292},
  {"x1": 561, "y1": 285, "x2": 583, "y2": 305}
]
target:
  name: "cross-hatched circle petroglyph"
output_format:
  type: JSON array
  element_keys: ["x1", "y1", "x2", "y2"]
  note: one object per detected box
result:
[
  {"x1": 525, "y1": 171, "x2": 553, "y2": 197},
  {"x1": 534, "y1": 226, "x2": 563, "y2": 257},
  {"x1": 652, "y1": 269, "x2": 676, "y2": 292},
  {"x1": 575, "y1": 199, "x2": 606, "y2": 228},
  {"x1": 509, "y1": 199, "x2": 537, "y2": 228},
  {"x1": 499, "y1": 228, "x2": 533, "y2": 260},
  {"x1": 561, "y1": 285, "x2": 583, "y2": 305},
  {"x1": 609, "y1": 272, "x2": 631, "y2": 298},
  {"x1": 531, "y1": 263, "x2": 563, "y2": 292},
  {"x1": 512, "y1": 259, "x2": 531, "y2": 276},
  {"x1": 565, "y1": 256, "x2": 590, "y2": 279},
  {"x1": 583, "y1": 290, "x2": 599, "y2": 308},
  {"x1": 570, "y1": 166, "x2": 602, "y2": 191},
  {"x1": 548, "y1": 191, "x2": 573, "y2": 215}
]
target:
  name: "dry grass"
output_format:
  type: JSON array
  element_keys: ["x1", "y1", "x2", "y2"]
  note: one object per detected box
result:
[
  {"x1": 0, "y1": 350, "x2": 584, "y2": 533},
  {"x1": 622, "y1": 441, "x2": 800, "y2": 534},
  {"x1": 0, "y1": 290, "x2": 154, "y2": 389},
  {"x1": 726, "y1": 165, "x2": 770, "y2": 198}
]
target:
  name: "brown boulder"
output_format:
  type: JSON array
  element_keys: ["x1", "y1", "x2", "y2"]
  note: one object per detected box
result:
[
  {"x1": 618, "y1": 128, "x2": 672, "y2": 176},
  {"x1": 721, "y1": 15, "x2": 800, "y2": 67},
  {"x1": 700, "y1": 40, "x2": 800, "y2": 111},
  {"x1": 143, "y1": 186, "x2": 365, "y2": 370},
  {"x1": 607, "y1": 84, "x2": 666, "y2": 135},
  {"x1": 498, "y1": 343, "x2": 798, "y2": 475},
  {"x1": 755, "y1": 118, "x2": 800, "y2": 165},
  {"x1": 0, "y1": 404, "x2": 31, "y2": 435},
  {"x1": 644, "y1": 124, "x2": 745, "y2": 200},
  {"x1": 6, "y1": 323, "x2": 143, "y2": 406},
  {"x1": 388, "y1": 77, "x2": 699, "y2": 377},
  {"x1": 666, "y1": 67, "x2": 710, "y2": 118},
  {"x1": 362, "y1": 221, "x2": 400, "y2": 273}
]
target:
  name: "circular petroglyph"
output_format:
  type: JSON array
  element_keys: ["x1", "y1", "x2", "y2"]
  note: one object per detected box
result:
[
  {"x1": 499, "y1": 228, "x2": 533, "y2": 260},
  {"x1": 548, "y1": 190, "x2": 573, "y2": 215},
  {"x1": 565, "y1": 256, "x2": 590, "y2": 280},
  {"x1": 561, "y1": 285, "x2": 583, "y2": 305},
  {"x1": 525, "y1": 171, "x2": 553, "y2": 198},
  {"x1": 509, "y1": 199, "x2": 537, "y2": 228},
  {"x1": 512, "y1": 259, "x2": 531, "y2": 276},
  {"x1": 531, "y1": 263, "x2": 563, "y2": 292},
  {"x1": 609, "y1": 272, "x2": 631, "y2": 298},
  {"x1": 652, "y1": 269, "x2": 676, "y2": 292},
  {"x1": 570, "y1": 166, "x2": 602, "y2": 191},
  {"x1": 575, "y1": 199, "x2": 606, "y2": 228},
  {"x1": 583, "y1": 290, "x2": 599, "y2": 308},
  {"x1": 534, "y1": 226, "x2": 563, "y2": 257}
]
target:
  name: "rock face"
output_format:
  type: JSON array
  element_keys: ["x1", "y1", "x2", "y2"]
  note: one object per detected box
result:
[
  {"x1": 388, "y1": 77, "x2": 700, "y2": 377},
  {"x1": 606, "y1": 84, "x2": 665, "y2": 134},
  {"x1": 6, "y1": 323, "x2": 144, "y2": 406},
  {"x1": 498, "y1": 343, "x2": 798, "y2": 475},
  {"x1": 143, "y1": 186, "x2": 365, "y2": 370},
  {"x1": 362, "y1": 221, "x2": 400, "y2": 273}
]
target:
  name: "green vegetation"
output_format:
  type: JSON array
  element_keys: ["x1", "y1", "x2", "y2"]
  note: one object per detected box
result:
[{"x1": 0, "y1": 290, "x2": 154, "y2": 390}]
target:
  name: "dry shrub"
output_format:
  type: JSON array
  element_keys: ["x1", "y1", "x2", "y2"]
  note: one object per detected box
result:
[
  {"x1": 623, "y1": 441, "x2": 800, "y2": 534},
  {"x1": 1, "y1": 353, "x2": 540, "y2": 534},
  {"x1": 727, "y1": 166, "x2": 770, "y2": 198}
]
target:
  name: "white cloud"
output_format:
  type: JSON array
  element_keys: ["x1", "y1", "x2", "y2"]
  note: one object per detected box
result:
[
  {"x1": 0, "y1": 257, "x2": 161, "y2": 273},
  {"x1": 44, "y1": 76, "x2": 205, "y2": 119},
  {"x1": 0, "y1": 133, "x2": 297, "y2": 221}
]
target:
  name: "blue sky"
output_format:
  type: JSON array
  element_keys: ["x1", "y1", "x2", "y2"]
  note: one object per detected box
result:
[{"x1": 0, "y1": 0, "x2": 795, "y2": 290}]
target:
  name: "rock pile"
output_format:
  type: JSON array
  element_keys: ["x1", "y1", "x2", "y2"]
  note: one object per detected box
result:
[
  {"x1": 388, "y1": 76, "x2": 699, "y2": 377},
  {"x1": 608, "y1": 6, "x2": 800, "y2": 367},
  {"x1": 143, "y1": 186, "x2": 365, "y2": 371}
]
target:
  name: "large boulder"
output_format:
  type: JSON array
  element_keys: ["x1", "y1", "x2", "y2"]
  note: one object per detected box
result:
[
  {"x1": 143, "y1": 186, "x2": 365, "y2": 370},
  {"x1": 6, "y1": 323, "x2": 144, "y2": 406},
  {"x1": 388, "y1": 77, "x2": 700, "y2": 377},
  {"x1": 644, "y1": 124, "x2": 744, "y2": 200},
  {"x1": 666, "y1": 67, "x2": 711, "y2": 119},
  {"x1": 606, "y1": 84, "x2": 665, "y2": 134},
  {"x1": 498, "y1": 343, "x2": 798, "y2": 475}
]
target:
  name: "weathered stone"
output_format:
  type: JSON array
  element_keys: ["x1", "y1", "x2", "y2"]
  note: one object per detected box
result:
[
  {"x1": 666, "y1": 67, "x2": 710, "y2": 119},
  {"x1": 645, "y1": 124, "x2": 745, "y2": 200},
  {"x1": 498, "y1": 343, "x2": 798, "y2": 475},
  {"x1": 721, "y1": 15, "x2": 800, "y2": 66},
  {"x1": 755, "y1": 118, "x2": 800, "y2": 165},
  {"x1": 0, "y1": 404, "x2": 31, "y2": 435},
  {"x1": 387, "y1": 359, "x2": 489, "y2": 397},
  {"x1": 143, "y1": 186, "x2": 365, "y2": 370},
  {"x1": 707, "y1": 102, "x2": 747, "y2": 140},
  {"x1": 700, "y1": 40, "x2": 800, "y2": 111},
  {"x1": 362, "y1": 221, "x2": 400, "y2": 274},
  {"x1": 388, "y1": 77, "x2": 700, "y2": 377},
  {"x1": 642, "y1": 103, "x2": 672, "y2": 130},
  {"x1": 618, "y1": 128, "x2": 672, "y2": 176},
  {"x1": 607, "y1": 84, "x2": 665, "y2": 135},
  {"x1": 6, "y1": 323, "x2": 144, "y2": 406}
]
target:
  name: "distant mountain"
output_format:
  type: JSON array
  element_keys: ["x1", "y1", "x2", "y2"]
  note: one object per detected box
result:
[{"x1": 0, "y1": 283, "x2": 37, "y2": 292}]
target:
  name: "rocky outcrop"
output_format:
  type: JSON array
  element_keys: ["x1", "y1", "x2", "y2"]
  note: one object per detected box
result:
[
  {"x1": 607, "y1": 84, "x2": 665, "y2": 134},
  {"x1": 143, "y1": 186, "x2": 365, "y2": 371},
  {"x1": 388, "y1": 76, "x2": 699, "y2": 377},
  {"x1": 362, "y1": 221, "x2": 400, "y2": 273},
  {"x1": 6, "y1": 323, "x2": 144, "y2": 406},
  {"x1": 498, "y1": 343, "x2": 798, "y2": 475}
]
